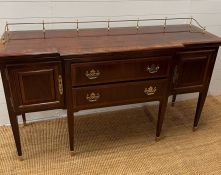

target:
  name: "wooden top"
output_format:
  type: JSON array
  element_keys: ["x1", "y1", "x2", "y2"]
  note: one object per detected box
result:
[{"x1": 0, "y1": 24, "x2": 221, "y2": 59}]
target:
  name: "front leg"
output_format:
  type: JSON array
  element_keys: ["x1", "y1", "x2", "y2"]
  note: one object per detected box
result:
[
  {"x1": 156, "y1": 97, "x2": 168, "y2": 141},
  {"x1": 64, "y1": 59, "x2": 75, "y2": 156},
  {"x1": 67, "y1": 110, "x2": 74, "y2": 156},
  {"x1": 193, "y1": 91, "x2": 208, "y2": 131},
  {"x1": 1, "y1": 67, "x2": 23, "y2": 160},
  {"x1": 9, "y1": 113, "x2": 23, "y2": 160}
]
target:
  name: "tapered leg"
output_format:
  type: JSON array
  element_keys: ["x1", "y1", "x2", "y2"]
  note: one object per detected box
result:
[
  {"x1": 67, "y1": 111, "x2": 74, "y2": 156},
  {"x1": 156, "y1": 98, "x2": 168, "y2": 141},
  {"x1": 193, "y1": 92, "x2": 207, "y2": 131},
  {"x1": 64, "y1": 60, "x2": 75, "y2": 156},
  {"x1": 67, "y1": 113, "x2": 74, "y2": 156},
  {"x1": 9, "y1": 114, "x2": 23, "y2": 160},
  {"x1": 171, "y1": 94, "x2": 177, "y2": 106},
  {"x1": 1, "y1": 67, "x2": 23, "y2": 160},
  {"x1": 21, "y1": 113, "x2": 27, "y2": 126}
]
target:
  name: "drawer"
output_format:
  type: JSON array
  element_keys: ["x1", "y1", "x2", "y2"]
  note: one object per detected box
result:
[
  {"x1": 72, "y1": 56, "x2": 171, "y2": 86},
  {"x1": 73, "y1": 79, "x2": 168, "y2": 110}
]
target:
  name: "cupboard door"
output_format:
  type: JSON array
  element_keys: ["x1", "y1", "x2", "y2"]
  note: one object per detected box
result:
[
  {"x1": 174, "y1": 49, "x2": 216, "y2": 91},
  {"x1": 7, "y1": 61, "x2": 64, "y2": 112}
]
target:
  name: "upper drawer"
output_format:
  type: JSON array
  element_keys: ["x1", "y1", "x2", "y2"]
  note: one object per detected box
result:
[{"x1": 71, "y1": 56, "x2": 171, "y2": 86}]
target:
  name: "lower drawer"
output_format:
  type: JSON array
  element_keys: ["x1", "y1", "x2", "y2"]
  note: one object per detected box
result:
[{"x1": 73, "y1": 79, "x2": 168, "y2": 110}]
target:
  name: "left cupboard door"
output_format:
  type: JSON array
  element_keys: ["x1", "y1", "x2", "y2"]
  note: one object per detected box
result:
[{"x1": 6, "y1": 61, "x2": 64, "y2": 113}]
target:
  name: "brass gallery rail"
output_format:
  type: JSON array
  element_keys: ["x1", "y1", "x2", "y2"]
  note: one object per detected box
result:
[{"x1": 1, "y1": 17, "x2": 206, "y2": 44}]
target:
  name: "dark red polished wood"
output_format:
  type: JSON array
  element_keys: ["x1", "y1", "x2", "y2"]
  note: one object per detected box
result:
[
  {"x1": 73, "y1": 79, "x2": 168, "y2": 111},
  {"x1": 6, "y1": 61, "x2": 64, "y2": 113},
  {"x1": 71, "y1": 56, "x2": 171, "y2": 86},
  {"x1": 0, "y1": 24, "x2": 220, "y2": 158}
]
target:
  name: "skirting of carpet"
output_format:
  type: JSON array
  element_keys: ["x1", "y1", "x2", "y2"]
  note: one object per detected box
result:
[{"x1": 1, "y1": 96, "x2": 221, "y2": 175}]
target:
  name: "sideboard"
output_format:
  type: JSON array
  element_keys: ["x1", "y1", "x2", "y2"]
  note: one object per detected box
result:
[{"x1": 0, "y1": 22, "x2": 221, "y2": 160}]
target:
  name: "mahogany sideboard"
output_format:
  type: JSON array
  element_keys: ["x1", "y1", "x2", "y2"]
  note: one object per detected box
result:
[{"x1": 0, "y1": 24, "x2": 221, "y2": 160}]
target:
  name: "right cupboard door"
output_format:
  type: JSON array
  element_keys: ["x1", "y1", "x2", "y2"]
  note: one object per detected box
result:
[{"x1": 173, "y1": 49, "x2": 217, "y2": 93}]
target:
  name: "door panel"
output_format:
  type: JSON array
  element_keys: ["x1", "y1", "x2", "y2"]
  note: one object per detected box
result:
[
  {"x1": 174, "y1": 49, "x2": 215, "y2": 91},
  {"x1": 7, "y1": 61, "x2": 64, "y2": 112},
  {"x1": 18, "y1": 69, "x2": 56, "y2": 104},
  {"x1": 177, "y1": 56, "x2": 208, "y2": 87}
]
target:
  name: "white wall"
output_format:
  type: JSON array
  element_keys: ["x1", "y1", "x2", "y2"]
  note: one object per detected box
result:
[{"x1": 0, "y1": 0, "x2": 221, "y2": 125}]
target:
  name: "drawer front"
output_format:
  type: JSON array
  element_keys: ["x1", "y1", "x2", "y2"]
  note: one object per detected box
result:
[
  {"x1": 72, "y1": 56, "x2": 171, "y2": 86},
  {"x1": 73, "y1": 79, "x2": 168, "y2": 110}
]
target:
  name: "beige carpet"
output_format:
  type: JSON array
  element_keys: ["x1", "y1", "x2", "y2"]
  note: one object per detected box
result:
[{"x1": 1, "y1": 96, "x2": 221, "y2": 175}]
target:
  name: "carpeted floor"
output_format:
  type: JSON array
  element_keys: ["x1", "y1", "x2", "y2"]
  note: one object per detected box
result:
[{"x1": 0, "y1": 96, "x2": 221, "y2": 175}]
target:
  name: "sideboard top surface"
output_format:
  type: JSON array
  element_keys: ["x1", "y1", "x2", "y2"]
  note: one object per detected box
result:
[{"x1": 0, "y1": 24, "x2": 221, "y2": 60}]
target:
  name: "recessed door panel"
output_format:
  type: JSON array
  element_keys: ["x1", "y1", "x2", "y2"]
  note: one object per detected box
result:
[
  {"x1": 18, "y1": 69, "x2": 56, "y2": 104},
  {"x1": 177, "y1": 56, "x2": 208, "y2": 87},
  {"x1": 7, "y1": 61, "x2": 64, "y2": 112},
  {"x1": 174, "y1": 50, "x2": 215, "y2": 91}
]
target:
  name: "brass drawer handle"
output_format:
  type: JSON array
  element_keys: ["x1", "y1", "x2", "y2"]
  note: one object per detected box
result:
[
  {"x1": 86, "y1": 92, "x2": 100, "y2": 102},
  {"x1": 146, "y1": 64, "x2": 160, "y2": 74},
  {"x1": 144, "y1": 86, "x2": 157, "y2": 96},
  {"x1": 85, "y1": 69, "x2": 100, "y2": 80},
  {"x1": 58, "y1": 75, "x2": 63, "y2": 95}
]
